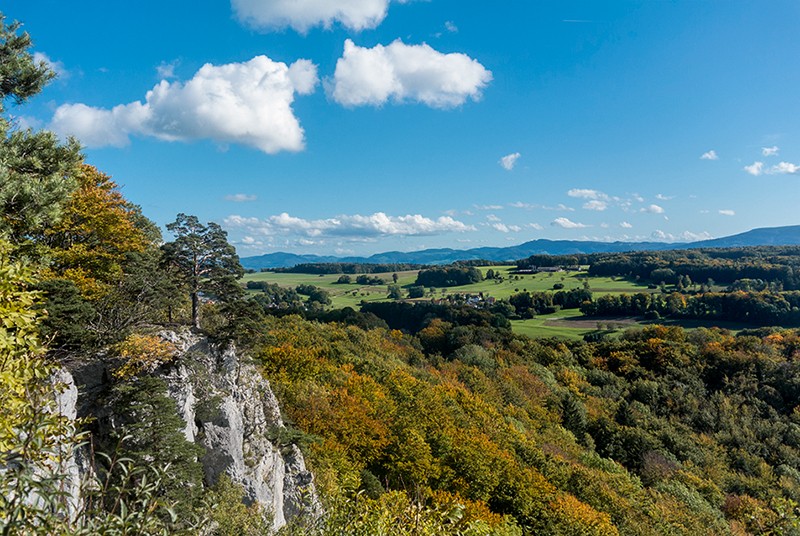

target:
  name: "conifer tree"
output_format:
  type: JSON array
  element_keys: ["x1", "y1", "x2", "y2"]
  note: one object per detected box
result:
[{"x1": 162, "y1": 213, "x2": 244, "y2": 328}]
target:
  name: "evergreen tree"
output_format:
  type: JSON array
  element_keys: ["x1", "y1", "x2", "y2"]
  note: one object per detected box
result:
[
  {"x1": 102, "y1": 376, "x2": 205, "y2": 521},
  {"x1": 162, "y1": 213, "x2": 244, "y2": 328},
  {"x1": 0, "y1": 14, "x2": 82, "y2": 249}
]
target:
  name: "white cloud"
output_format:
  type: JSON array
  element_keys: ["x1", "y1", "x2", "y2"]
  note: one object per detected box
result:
[
  {"x1": 225, "y1": 193, "x2": 257, "y2": 202},
  {"x1": 491, "y1": 223, "x2": 521, "y2": 233},
  {"x1": 651, "y1": 229, "x2": 711, "y2": 242},
  {"x1": 551, "y1": 217, "x2": 588, "y2": 229},
  {"x1": 499, "y1": 152, "x2": 521, "y2": 171},
  {"x1": 682, "y1": 230, "x2": 712, "y2": 241},
  {"x1": 511, "y1": 202, "x2": 575, "y2": 212},
  {"x1": 772, "y1": 161, "x2": 800, "y2": 174},
  {"x1": 475, "y1": 204, "x2": 504, "y2": 211},
  {"x1": 718, "y1": 209, "x2": 735, "y2": 216},
  {"x1": 620, "y1": 221, "x2": 633, "y2": 229},
  {"x1": 445, "y1": 20, "x2": 458, "y2": 33},
  {"x1": 651, "y1": 230, "x2": 669, "y2": 240},
  {"x1": 567, "y1": 188, "x2": 607, "y2": 200},
  {"x1": 156, "y1": 60, "x2": 178, "y2": 79},
  {"x1": 225, "y1": 211, "x2": 475, "y2": 239},
  {"x1": 762, "y1": 146, "x2": 779, "y2": 157},
  {"x1": 700, "y1": 150, "x2": 718, "y2": 160},
  {"x1": 486, "y1": 214, "x2": 501, "y2": 222},
  {"x1": 329, "y1": 39, "x2": 492, "y2": 108},
  {"x1": 50, "y1": 56, "x2": 318, "y2": 153},
  {"x1": 642, "y1": 204, "x2": 665, "y2": 214},
  {"x1": 528, "y1": 223, "x2": 543, "y2": 230},
  {"x1": 582, "y1": 200, "x2": 607, "y2": 211},
  {"x1": 744, "y1": 161, "x2": 764, "y2": 176},
  {"x1": 33, "y1": 52, "x2": 67, "y2": 79},
  {"x1": 655, "y1": 194, "x2": 674, "y2": 201},
  {"x1": 231, "y1": 0, "x2": 395, "y2": 32},
  {"x1": 744, "y1": 160, "x2": 800, "y2": 176}
]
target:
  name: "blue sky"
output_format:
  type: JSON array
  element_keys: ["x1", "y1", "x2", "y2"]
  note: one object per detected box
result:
[{"x1": 6, "y1": 0, "x2": 800, "y2": 256}]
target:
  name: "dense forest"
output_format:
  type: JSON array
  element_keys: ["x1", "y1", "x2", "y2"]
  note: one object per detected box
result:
[
  {"x1": 271, "y1": 263, "x2": 424, "y2": 275},
  {"x1": 518, "y1": 248, "x2": 800, "y2": 290},
  {"x1": 6, "y1": 13, "x2": 800, "y2": 536}
]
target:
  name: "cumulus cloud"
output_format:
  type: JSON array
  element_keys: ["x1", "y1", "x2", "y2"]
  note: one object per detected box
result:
[
  {"x1": 486, "y1": 214, "x2": 501, "y2": 222},
  {"x1": 445, "y1": 20, "x2": 458, "y2": 33},
  {"x1": 652, "y1": 229, "x2": 712, "y2": 242},
  {"x1": 156, "y1": 60, "x2": 178, "y2": 79},
  {"x1": 762, "y1": 146, "x2": 779, "y2": 157},
  {"x1": 225, "y1": 211, "x2": 475, "y2": 239},
  {"x1": 508, "y1": 202, "x2": 575, "y2": 211},
  {"x1": 50, "y1": 55, "x2": 318, "y2": 153},
  {"x1": 329, "y1": 39, "x2": 492, "y2": 108},
  {"x1": 33, "y1": 52, "x2": 67, "y2": 79},
  {"x1": 620, "y1": 221, "x2": 633, "y2": 229},
  {"x1": 718, "y1": 209, "x2": 735, "y2": 216},
  {"x1": 744, "y1": 161, "x2": 764, "y2": 176},
  {"x1": 528, "y1": 223, "x2": 543, "y2": 230},
  {"x1": 475, "y1": 204, "x2": 503, "y2": 211},
  {"x1": 231, "y1": 0, "x2": 396, "y2": 32},
  {"x1": 583, "y1": 200, "x2": 607, "y2": 211},
  {"x1": 700, "y1": 150, "x2": 718, "y2": 160},
  {"x1": 772, "y1": 162, "x2": 800, "y2": 174},
  {"x1": 551, "y1": 217, "x2": 588, "y2": 229},
  {"x1": 567, "y1": 188, "x2": 607, "y2": 200},
  {"x1": 744, "y1": 161, "x2": 800, "y2": 176},
  {"x1": 642, "y1": 204, "x2": 665, "y2": 214},
  {"x1": 655, "y1": 194, "x2": 674, "y2": 201},
  {"x1": 491, "y1": 223, "x2": 521, "y2": 233},
  {"x1": 499, "y1": 152, "x2": 521, "y2": 171},
  {"x1": 225, "y1": 193, "x2": 257, "y2": 202}
]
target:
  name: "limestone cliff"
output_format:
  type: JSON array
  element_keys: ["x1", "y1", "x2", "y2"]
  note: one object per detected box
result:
[{"x1": 63, "y1": 328, "x2": 317, "y2": 530}]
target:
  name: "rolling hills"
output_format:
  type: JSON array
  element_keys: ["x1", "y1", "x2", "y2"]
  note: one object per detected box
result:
[{"x1": 241, "y1": 225, "x2": 800, "y2": 269}]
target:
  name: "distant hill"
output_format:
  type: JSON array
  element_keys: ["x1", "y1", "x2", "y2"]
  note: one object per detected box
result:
[
  {"x1": 240, "y1": 225, "x2": 800, "y2": 270},
  {"x1": 687, "y1": 225, "x2": 800, "y2": 248}
]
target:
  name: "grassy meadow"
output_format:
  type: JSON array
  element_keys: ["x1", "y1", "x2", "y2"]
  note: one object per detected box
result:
[{"x1": 242, "y1": 266, "x2": 664, "y2": 339}]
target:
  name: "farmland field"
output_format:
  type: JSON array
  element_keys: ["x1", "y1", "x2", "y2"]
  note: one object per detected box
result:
[
  {"x1": 242, "y1": 266, "x2": 666, "y2": 338},
  {"x1": 242, "y1": 266, "x2": 751, "y2": 339}
]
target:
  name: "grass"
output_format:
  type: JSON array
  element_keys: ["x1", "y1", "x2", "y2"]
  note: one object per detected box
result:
[
  {"x1": 242, "y1": 266, "x2": 656, "y2": 309},
  {"x1": 241, "y1": 266, "x2": 747, "y2": 340}
]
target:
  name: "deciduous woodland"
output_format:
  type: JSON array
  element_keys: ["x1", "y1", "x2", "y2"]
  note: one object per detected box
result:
[{"x1": 5, "y1": 12, "x2": 800, "y2": 536}]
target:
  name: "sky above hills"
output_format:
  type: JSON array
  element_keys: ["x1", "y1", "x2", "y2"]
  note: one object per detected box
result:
[{"x1": 6, "y1": 1, "x2": 800, "y2": 256}]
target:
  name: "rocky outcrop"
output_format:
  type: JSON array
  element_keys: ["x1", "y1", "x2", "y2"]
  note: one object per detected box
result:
[
  {"x1": 159, "y1": 329, "x2": 318, "y2": 529},
  {"x1": 64, "y1": 329, "x2": 318, "y2": 531}
]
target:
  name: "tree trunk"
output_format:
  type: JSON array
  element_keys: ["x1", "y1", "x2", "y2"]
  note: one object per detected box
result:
[{"x1": 191, "y1": 291, "x2": 200, "y2": 329}]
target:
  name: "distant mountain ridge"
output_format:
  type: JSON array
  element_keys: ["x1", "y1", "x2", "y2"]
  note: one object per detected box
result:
[{"x1": 241, "y1": 225, "x2": 800, "y2": 270}]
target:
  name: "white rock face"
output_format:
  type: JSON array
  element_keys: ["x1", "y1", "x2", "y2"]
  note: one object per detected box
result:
[
  {"x1": 63, "y1": 329, "x2": 318, "y2": 530},
  {"x1": 160, "y1": 329, "x2": 319, "y2": 530}
]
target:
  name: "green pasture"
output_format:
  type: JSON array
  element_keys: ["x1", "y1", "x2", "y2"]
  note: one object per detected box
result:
[
  {"x1": 243, "y1": 270, "x2": 419, "y2": 309},
  {"x1": 241, "y1": 266, "x2": 700, "y2": 340}
]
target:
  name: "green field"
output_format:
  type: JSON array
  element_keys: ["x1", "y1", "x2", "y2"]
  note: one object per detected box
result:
[
  {"x1": 242, "y1": 266, "x2": 666, "y2": 339},
  {"x1": 242, "y1": 267, "x2": 747, "y2": 340}
]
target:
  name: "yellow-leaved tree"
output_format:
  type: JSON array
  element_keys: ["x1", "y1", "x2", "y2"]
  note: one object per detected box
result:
[
  {"x1": 0, "y1": 239, "x2": 78, "y2": 531},
  {"x1": 43, "y1": 164, "x2": 156, "y2": 298}
]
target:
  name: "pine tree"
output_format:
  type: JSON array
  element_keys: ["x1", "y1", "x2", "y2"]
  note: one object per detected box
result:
[
  {"x1": 0, "y1": 13, "x2": 82, "y2": 249},
  {"x1": 162, "y1": 213, "x2": 244, "y2": 328}
]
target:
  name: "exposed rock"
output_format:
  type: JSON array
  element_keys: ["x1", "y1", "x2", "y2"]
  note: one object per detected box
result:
[
  {"x1": 160, "y1": 329, "x2": 319, "y2": 529},
  {"x1": 63, "y1": 328, "x2": 318, "y2": 530}
]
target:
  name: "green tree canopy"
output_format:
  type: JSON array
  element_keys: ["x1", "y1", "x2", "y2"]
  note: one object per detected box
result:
[
  {"x1": 0, "y1": 13, "x2": 82, "y2": 249},
  {"x1": 162, "y1": 213, "x2": 244, "y2": 328}
]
